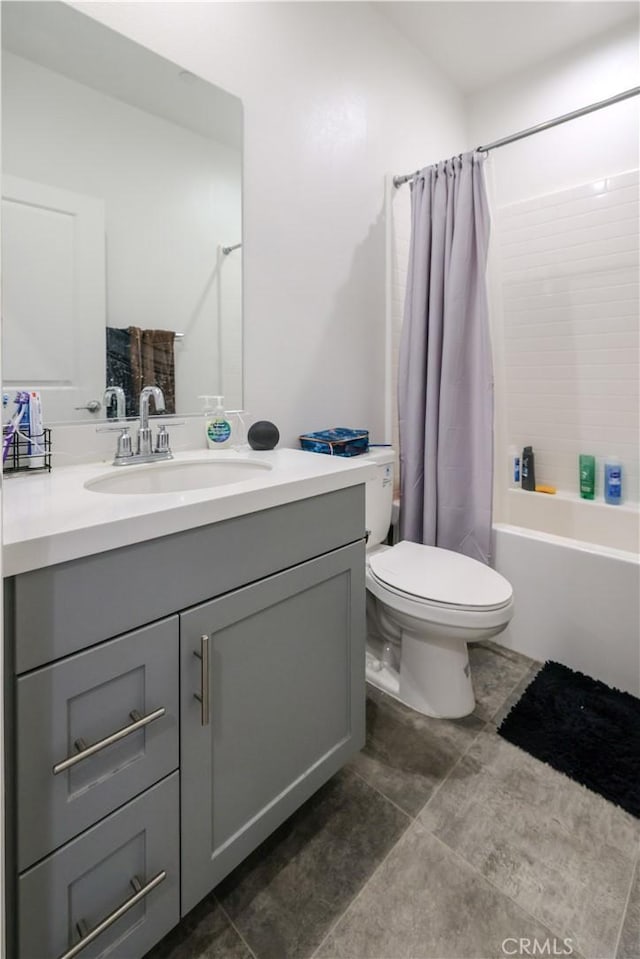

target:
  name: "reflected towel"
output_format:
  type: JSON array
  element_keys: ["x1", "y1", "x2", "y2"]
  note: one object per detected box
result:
[
  {"x1": 129, "y1": 327, "x2": 176, "y2": 415},
  {"x1": 106, "y1": 327, "x2": 135, "y2": 416},
  {"x1": 106, "y1": 326, "x2": 176, "y2": 416}
]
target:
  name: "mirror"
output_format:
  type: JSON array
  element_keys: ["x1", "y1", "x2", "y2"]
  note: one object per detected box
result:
[{"x1": 1, "y1": 1, "x2": 243, "y2": 423}]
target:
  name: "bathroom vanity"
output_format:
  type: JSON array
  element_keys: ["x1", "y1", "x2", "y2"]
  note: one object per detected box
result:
[{"x1": 3, "y1": 450, "x2": 372, "y2": 958}]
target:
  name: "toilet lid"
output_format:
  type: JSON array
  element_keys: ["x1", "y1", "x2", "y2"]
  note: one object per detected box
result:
[{"x1": 369, "y1": 541, "x2": 513, "y2": 609}]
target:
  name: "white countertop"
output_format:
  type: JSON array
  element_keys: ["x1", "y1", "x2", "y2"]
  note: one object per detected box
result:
[{"x1": 3, "y1": 448, "x2": 377, "y2": 576}]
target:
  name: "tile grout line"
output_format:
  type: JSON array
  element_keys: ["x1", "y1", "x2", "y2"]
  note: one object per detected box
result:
[
  {"x1": 310, "y1": 720, "x2": 491, "y2": 959},
  {"x1": 207, "y1": 695, "x2": 498, "y2": 959},
  {"x1": 485, "y1": 660, "x2": 542, "y2": 727},
  {"x1": 426, "y1": 830, "x2": 584, "y2": 958},
  {"x1": 398, "y1": 684, "x2": 599, "y2": 957},
  {"x1": 307, "y1": 768, "x2": 416, "y2": 959},
  {"x1": 419, "y1": 721, "x2": 587, "y2": 955},
  {"x1": 312, "y1": 664, "x2": 546, "y2": 958},
  {"x1": 214, "y1": 896, "x2": 260, "y2": 959},
  {"x1": 487, "y1": 663, "x2": 639, "y2": 957},
  {"x1": 418, "y1": 729, "x2": 636, "y2": 958},
  {"x1": 347, "y1": 765, "x2": 416, "y2": 822},
  {"x1": 612, "y1": 854, "x2": 638, "y2": 959},
  {"x1": 214, "y1": 664, "x2": 544, "y2": 959},
  {"x1": 308, "y1": 813, "x2": 414, "y2": 959},
  {"x1": 413, "y1": 718, "x2": 489, "y2": 819}
]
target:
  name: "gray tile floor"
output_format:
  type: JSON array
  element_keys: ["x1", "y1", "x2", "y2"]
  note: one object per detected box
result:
[{"x1": 146, "y1": 642, "x2": 640, "y2": 959}]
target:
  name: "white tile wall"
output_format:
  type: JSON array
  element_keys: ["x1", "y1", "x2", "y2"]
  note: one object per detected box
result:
[{"x1": 496, "y1": 170, "x2": 640, "y2": 504}]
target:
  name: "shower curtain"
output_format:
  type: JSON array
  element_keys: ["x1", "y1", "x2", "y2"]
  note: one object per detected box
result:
[{"x1": 398, "y1": 151, "x2": 494, "y2": 564}]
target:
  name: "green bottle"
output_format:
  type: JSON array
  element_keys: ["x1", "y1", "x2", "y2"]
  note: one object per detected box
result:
[{"x1": 579, "y1": 454, "x2": 595, "y2": 499}]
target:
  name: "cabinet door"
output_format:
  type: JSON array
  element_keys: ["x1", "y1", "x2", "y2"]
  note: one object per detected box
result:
[
  {"x1": 17, "y1": 616, "x2": 179, "y2": 870},
  {"x1": 180, "y1": 542, "x2": 365, "y2": 913}
]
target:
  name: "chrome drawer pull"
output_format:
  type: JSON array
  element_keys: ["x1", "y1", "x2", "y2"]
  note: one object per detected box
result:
[
  {"x1": 52, "y1": 707, "x2": 166, "y2": 775},
  {"x1": 58, "y1": 870, "x2": 166, "y2": 959},
  {"x1": 193, "y1": 634, "x2": 210, "y2": 726}
]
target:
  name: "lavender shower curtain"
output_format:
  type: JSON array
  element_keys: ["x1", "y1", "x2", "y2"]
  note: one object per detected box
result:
[{"x1": 398, "y1": 151, "x2": 494, "y2": 563}]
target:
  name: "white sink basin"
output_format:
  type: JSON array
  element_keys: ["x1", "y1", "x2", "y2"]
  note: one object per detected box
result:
[{"x1": 85, "y1": 458, "x2": 272, "y2": 495}]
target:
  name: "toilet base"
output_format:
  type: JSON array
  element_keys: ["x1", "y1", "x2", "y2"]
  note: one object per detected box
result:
[
  {"x1": 365, "y1": 633, "x2": 475, "y2": 719},
  {"x1": 366, "y1": 593, "x2": 477, "y2": 719},
  {"x1": 365, "y1": 651, "x2": 402, "y2": 699},
  {"x1": 400, "y1": 628, "x2": 475, "y2": 718}
]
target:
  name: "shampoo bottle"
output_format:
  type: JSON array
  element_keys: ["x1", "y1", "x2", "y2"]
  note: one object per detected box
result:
[
  {"x1": 200, "y1": 395, "x2": 233, "y2": 449},
  {"x1": 521, "y1": 446, "x2": 535, "y2": 491},
  {"x1": 579, "y1": 454, "x2": 595, "y2": 500},
  {"x1": 604, "y1": 458, "x2": 623, "y2": 505},
  {"x1": 508, "y1": 446, "x2": 520, "y2": 489}
]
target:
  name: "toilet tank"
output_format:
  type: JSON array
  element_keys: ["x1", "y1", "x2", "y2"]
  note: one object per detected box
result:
[{"x1": 364, "y1": 449, "x2": 395, "y2": 547}]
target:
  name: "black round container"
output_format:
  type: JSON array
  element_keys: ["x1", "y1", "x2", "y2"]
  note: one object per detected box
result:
[{"x1": 248, "y1": 421, "x2": 280, "y2": 451}]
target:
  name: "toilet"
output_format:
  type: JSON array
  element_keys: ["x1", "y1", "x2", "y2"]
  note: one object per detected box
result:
[{"x1": 363, "y1": 449, "x2": 514, "y2": 719}]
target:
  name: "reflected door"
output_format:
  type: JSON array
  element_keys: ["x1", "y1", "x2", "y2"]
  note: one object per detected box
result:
[{"x1": 1, "y1": 175, "x2": 105, "y2": 421}]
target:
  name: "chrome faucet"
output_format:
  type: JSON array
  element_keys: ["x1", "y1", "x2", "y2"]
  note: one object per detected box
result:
[
  {"x1": 137, "y1": 386, "x2": 166, "y2": 455},
  {"x1": 103, "y1": 386, "x2": 126, "y2": 420},
  {"x1": 108, "y1": 385, "x2": 173, "y2": 466}
]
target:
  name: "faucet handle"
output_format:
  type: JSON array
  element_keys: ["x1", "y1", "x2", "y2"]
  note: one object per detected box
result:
[
  {"x1": 116, "y1": 427, "x2": 133, "y2": 459},
  {"x1": 155, "y1": 424, "x2": 171, "y2": 454}
]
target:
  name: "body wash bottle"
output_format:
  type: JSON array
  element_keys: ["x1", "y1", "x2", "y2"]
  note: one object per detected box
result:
[
  {"x1": 200, "y1": 395, "x2": 233, "y2": 449},
  {"x1": 604, "y1": 458, "x2": 623, "y2": 505},
  {"x1": 579, "y1": 454, "x2": 595, "y2": 500}
]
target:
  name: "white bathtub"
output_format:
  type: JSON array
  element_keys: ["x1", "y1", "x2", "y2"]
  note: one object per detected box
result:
[{"x1": 492, "y1": 490, "x2": 640, "y2": 696}]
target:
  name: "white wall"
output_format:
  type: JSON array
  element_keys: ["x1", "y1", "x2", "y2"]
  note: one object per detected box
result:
[
  {"x1": 72, "y1": 1, "x2": 468, "y2": 447},
  {"x1": 468, "y1": 24, "x2": 639, "y2": 206},
  {"x1": 2, "y1": 50, "x2": 242, "y2": 413},
  {"x1": 467, "y1": 23, "x2": 640, "y2": 515}
]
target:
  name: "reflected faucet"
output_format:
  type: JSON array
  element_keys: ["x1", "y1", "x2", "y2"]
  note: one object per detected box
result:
[
  {"x1": 137, "y1": 386, "x2": 165, "y2": 455},
  {"x1": 103, "y1": 386, "x2": 126, "y2": 420}
]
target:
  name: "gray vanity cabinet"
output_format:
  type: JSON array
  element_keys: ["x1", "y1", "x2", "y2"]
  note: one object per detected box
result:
[
  {"x1": 180, "y1": 542, "x2": 365, "y2": 913},
  {"x1": 6, "y1": 485, "x2": 367, "y2": 958}
]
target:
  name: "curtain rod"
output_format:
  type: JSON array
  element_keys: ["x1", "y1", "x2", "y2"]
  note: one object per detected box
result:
[{"x1": 393, "y1": 86, "x2": 640, "y2": 188}]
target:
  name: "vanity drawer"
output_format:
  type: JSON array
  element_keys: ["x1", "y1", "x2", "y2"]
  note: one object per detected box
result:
[
  {"x1": 18, "y1": 772, "x2": 179, "y2": 959},
  {"x1": 17, "y1": 616, "x2": 179, "y2": 871}
]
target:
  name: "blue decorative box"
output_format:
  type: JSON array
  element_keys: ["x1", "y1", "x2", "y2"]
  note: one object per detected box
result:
[{"x1": 299, "y1": 428, "x2": 369, "y2": 457}]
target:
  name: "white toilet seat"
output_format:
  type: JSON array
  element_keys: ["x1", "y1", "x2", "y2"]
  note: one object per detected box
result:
[
  {"x1": 366, "y1": 567, "x2": 513, "y2": 631},
  {"x1": 366, "y1": 540, "x2": 514, "y2": 631},
  {"x1": 369, "y1": 540, "x2": 513, "y2": 609}
]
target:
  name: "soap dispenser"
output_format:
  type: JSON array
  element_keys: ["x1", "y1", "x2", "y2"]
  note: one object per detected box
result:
[{"x1": 200, "y1": 395, "x2": 232, "y2": 449}]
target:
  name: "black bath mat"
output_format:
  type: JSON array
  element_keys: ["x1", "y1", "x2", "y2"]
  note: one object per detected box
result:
[{"x1": 498, "y1": 661, "x2": 640, "y2": 819}]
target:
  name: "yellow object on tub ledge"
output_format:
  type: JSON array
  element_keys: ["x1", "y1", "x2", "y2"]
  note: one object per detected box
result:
[{"x1": 535, "y1": 484, "x2": 557, "y2": 495}]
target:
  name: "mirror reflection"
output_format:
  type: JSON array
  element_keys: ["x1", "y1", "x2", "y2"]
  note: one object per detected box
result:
[{"x1": 1, "y1": 1, "x2": 243, "y2": 424}]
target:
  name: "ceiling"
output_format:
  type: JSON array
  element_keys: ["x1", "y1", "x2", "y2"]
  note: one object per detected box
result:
[
  {"x1": 375, "y1": 2, "x2": 639, "y2": 94},
  {"x1": 2, "y1": 1, "x2": 243, "y2": 149}
]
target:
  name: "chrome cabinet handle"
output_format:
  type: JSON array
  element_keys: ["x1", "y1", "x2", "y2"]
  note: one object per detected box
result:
[
  {"x1": 52, "y1": 707, "x2": 166, "y2": 775},
  {"x1": 58, "y1": 870, "x2": 166, "y2": 959},
  {"x1": 73, "y1": 400, "x2": 102, "y2": 413},
  {"x1": 193, "y1": 634, "x2": 210, "y2": 726}
]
